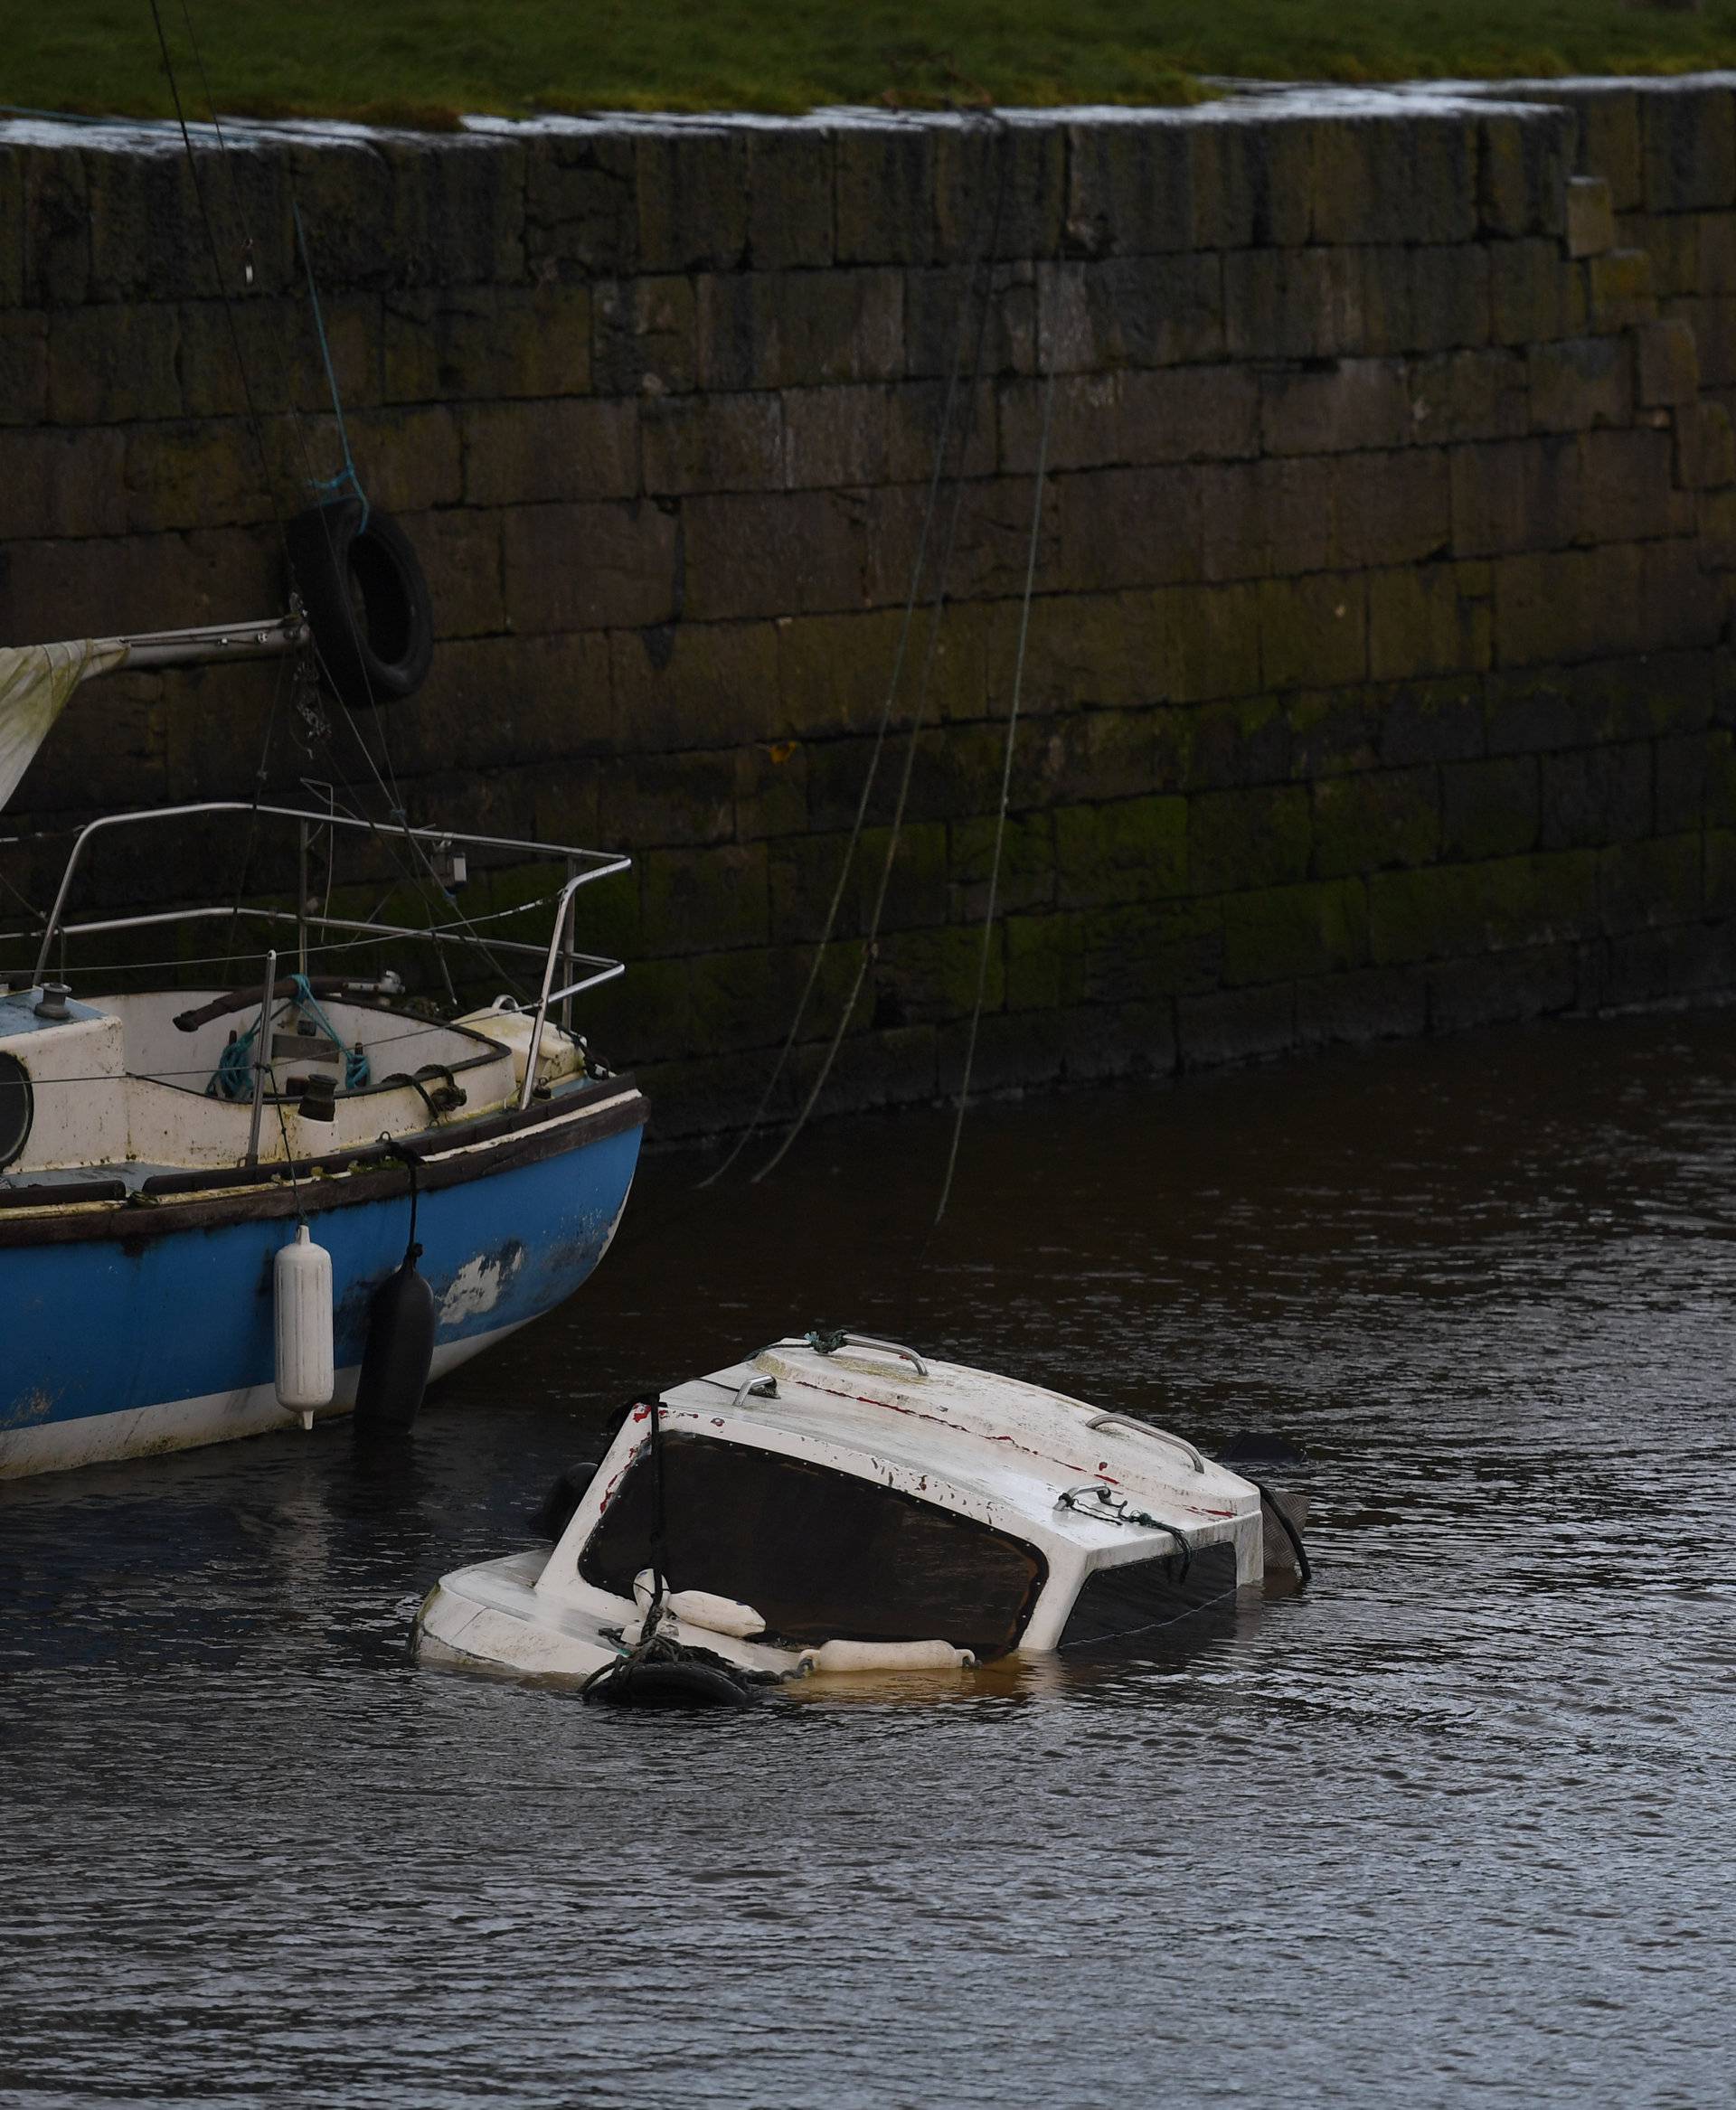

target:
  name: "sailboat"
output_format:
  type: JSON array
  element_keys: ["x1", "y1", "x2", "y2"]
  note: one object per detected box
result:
[{"x1": 0, "y1": 560, "x2": 646, "y2": 1477}]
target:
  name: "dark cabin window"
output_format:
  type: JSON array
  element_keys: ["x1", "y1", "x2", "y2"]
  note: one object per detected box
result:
[
  {"x1": 1058, "y1": 1542, "x2": 1240, "y2": 1649},
  {"x1": 580, "y1": 1432, "x2": 1045, "y2": 1658}
]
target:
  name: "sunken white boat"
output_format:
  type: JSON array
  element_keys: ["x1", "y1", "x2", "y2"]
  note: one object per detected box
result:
[{"x1": 412, "y1": 1332, "x2": 1297, "y2": 1685}]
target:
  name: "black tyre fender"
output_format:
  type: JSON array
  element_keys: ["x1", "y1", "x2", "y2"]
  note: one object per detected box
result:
[{"x1": 285, "y1": 497, "x2": 434, "y2": 710}]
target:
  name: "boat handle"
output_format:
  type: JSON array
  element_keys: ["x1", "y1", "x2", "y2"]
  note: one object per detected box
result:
[
  {"x1": 731, "y1": 1375, "x2": 778, "y2": 1408},
  {"x1": 806, "y1": 1330, "x2": 928, "y2": 1378},
  {"x1": 1084, "y1": 1412, "x2": 1207, "y2": 1474}
]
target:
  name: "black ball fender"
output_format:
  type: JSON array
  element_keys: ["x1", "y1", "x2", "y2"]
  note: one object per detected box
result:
[{"x1": 286, "y1": 497, "x2": 434, "y2": 710}]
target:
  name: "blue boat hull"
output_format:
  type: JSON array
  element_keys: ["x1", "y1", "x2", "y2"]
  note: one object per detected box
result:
[{"x1": 0, "y1": 1082, "x2": 646, "y2": 1476}]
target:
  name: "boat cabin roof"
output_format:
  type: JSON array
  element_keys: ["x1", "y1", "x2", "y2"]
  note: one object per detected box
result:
[{"x1": 655, "y1": 1334, "x2": 1257, "y2": 1553}]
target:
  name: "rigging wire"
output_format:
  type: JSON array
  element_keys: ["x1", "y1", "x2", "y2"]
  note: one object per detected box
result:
[
  {"x1": 932, "y1": 365, "x2": 1056, "y2": 1228},
  {"x1": 697, "y1": 110, "x2": 1009, "y2": 1192},
  {"x1": 751, "y1": 119, "x2": 1014, "y2": 1185}
]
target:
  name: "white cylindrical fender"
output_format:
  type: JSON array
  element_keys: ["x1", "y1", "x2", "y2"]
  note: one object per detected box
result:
[
  {"x1": 275, "y1": 1223, "x2": 335, "y2": 1412},
  {"x1": 796, "y1": 1638, "x2": 976, "y2": 1674}
]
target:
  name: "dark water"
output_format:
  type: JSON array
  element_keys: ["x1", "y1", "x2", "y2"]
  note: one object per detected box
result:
[{"x1": 5, "y1": 1012, "x2": 1735, "y2": 2107}]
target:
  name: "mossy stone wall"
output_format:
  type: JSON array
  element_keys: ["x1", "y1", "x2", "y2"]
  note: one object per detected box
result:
[{"x1": 5, "y1": 83, "x2": 1736, "y2": 1134}]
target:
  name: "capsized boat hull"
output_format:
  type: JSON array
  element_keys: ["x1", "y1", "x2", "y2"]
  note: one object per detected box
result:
[{"x1": 0, "y1": 1082, "x2": 645, "y2": 1477}]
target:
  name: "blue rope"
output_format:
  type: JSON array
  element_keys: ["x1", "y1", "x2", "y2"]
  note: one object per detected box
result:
[
  {"x1": 206, "y1": 975, "x2": 371, "y2": 1099},
  {"x1": 291, "y1": 197, "x2": 368, "y2": 531}
]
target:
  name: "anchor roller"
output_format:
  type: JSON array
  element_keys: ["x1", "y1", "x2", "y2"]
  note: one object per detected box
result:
[{"x1": 275, "y1": 1223, "x2": 335, "y2": 1420}]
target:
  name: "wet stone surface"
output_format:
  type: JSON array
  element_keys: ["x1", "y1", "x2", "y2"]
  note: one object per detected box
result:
[{"x1": 3, "y1": 1007, "x2": 1734, "y2": 2105}]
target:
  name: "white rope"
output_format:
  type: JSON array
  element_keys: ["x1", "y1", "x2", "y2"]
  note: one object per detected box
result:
[{"x1": 932, "y1": 367, "x2": 1056, "y2": 1228}]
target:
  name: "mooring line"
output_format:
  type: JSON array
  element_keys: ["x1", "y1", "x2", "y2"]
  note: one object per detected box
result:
[
  {"x1": 932, "y1": 363, "x2": 1055, "y2": 1229},
  {"x1": 698, "y1": 112, "x2": 1010, "y2": 1192}
]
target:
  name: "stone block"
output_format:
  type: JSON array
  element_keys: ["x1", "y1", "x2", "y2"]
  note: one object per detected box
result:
[
  {"x1": 1188, "y1": 783, "x2": 1310, "y2": 893},
  {"x1": 596, "y1": 747, "x2": 736, "y2": 848},
  {"x1": 1656, "y1": 727, "x2": 1734, "y2": 831},
  {"x1": 1369, "y1": 850, "x2": 1597, "y2": 964},
  {"x1": 383, "y1": 284, "x2": 591, "y2": 401},
  {"x1": 1491, "y1": 240, "x2": 1588, "y2": 346},
  {"x1": 1258, "y1": 573, "x2": 1367, "y2": 692},
  {"x1": 502, "y1": 497, "x2": 679, "y2": 631},
  {"x1": 1477, "y1": 108, "x2": 1572, "y2": 238},
  {"x1": 1062, "y1": 116, "x2": 1205, "y2": 257},
  {"x1": 769, "y1": 823, "x2": 942, "y2": 942},
  {"x1": 1619, "y1": 209, "x2": 1698, "y2": 297},
  {"x1": 1312, "y1": 768, "x2": 1439, "y2": 878},
  {"x1": 1636, "y1": 317, "x2": 1700, "y2": 407},
  {"x1": 1541, "y1": 741, "x2": 1652, "y2": 849},
  {"x1": 948, "y1": 811, "x2": 1057, "y2": 920},
  {"x1": 1041, "y1": 254, "x2": 1225, "y2": 372},
  {"x1": 684, "y1": 488, "x2": 867, "y2": 620},
  {"x1": 1577, "y1": 426, "x2": 1694, "y2": 542},
  {"x1": 0, "y1": 426, "x2": 130, "y2": 536},
  {"x1": 1053, "y1": 795, "x2": 1186, "y2": 908},
  {"x1": 1675, "y1": 400, "x2": 1736, "y2": 492},
  {"x1": 1428, "y1": 943, "x2": 1579, "y2": 1031},
  {"x1": 778, "y1": 607, "x2": 920, "y2": 739},
  {"x1": 1665, "y1": 294, "x2": 1736, "y2": 386},
  {"x1": 22, "y1": 146, "x2": 91, "y2": 305},
  {"x1": 1175, "y1": 983, "x2": 1296, "y2": 1069},
  {"x1": 873, "y1": 921, "x2": 1003, "y2": 1024},
  {"x1": 641, "y1": 841, "x2": 769, "y2": 956},
  {"x1": 1598, "y1": 834, "x2": 1702, "y2": 935},
  {"x1": 1055, "y1": 465, "x2": 1200, "y2": 595},
  {"x1": 1570, "y1": 88, "x2": 1644, "y2": 213},
  {"x1": 1495, "y1": 545, "x2": 1643, "y2": 667},
  {"x1": 0, "y1": 149, "x2": 21, "y2": 306},
  {"x1": 86, "y1": 146, "x2": 216, "y2": 302},
  {"x1": 1295, "y1": 964, "x2": 1428, "y2": 1047},
  {"x1": 1565, "y1": 175, "x2": 1616, "y2": 259},
  {"x1": 1223, "y1": 247, "x2": 1364, "y2": 361},
  {"x1": 1310, "y1": 114, "x2": 1477, "y2": 247},
  {"x1": 1380, "y1": 675, "x2": 1486, "y2": 766},
  {"x1": 748, "y1": 125, "x2": 834, "y2": 271},
  {"x1": 1368, "y1": 562, "x2": 1493, "y2": 681},
  {"x1": 835, "y1": 121, "x2": 937, "y2": 266},
  {"x1": 1527, "y1": 334, "x2": 1633, "y2": 433},
  {"x1": 1639, "y1": 535, "x2": 1724, "y2": 651},
  {"x1": 636, "y1": 128, "x2": 750, "y2": 273},
  {"x1": 461, "y1": 398, "x2": 639, "y2": 506},
  {"x1": 1361, "y1": 244, "x2": 1491, "y2": 356},
  {"x1": 1407, "y1": 347, "x2": 1530, "y2": 444},
  {"x1": 1222, "y1": 876, "x2": 1368, "y2": 987},
  {"x1": 610, "y1": 619, "x2": 781, "y2": 753},
  {"x1": 868, "y1": 474, "x2": 1060, "y2": 605},
  {"x1": 1203, "y1": 457, "x2": 1334, "y2": 580},
  {"x1": 1260, "y1": 359, "x2": 1410, "y2": 456},
  {"x1": 1138, "y1": 582, "x2": 1262, "y2": 706},
  {"x1": 120, "y1": 419, "x2": 271, "y2": 535},
  {"x1": 1287, "y1": 686, "x2": 1381, "y2": 779},
  {"x1": 698, "y1": 268, "x2": 904, "y2": 392},
  {"x1": 1446, "y1": 436, "x2": 1562, "y2": 558},
  {"x1": 907, "y1": 261, "x2": 1035, "y2": 381},
  {"x1": 935, "y1": 120, "x2": 1064, "y2": 262},
  {"x1": 1183, "y1": 694, "x2": 1289, "y2": 791},
  {"x1": 382, "y1": 137, "x2": 527, "y2": 288},
  {"x1": 1000, "y1": 365, "x2": 1259, "y2": 474},
  {"x1": 1439, "y1": 755, "x2": 1539, "y2": 861},
  {"x1": 0, "y1": 523, "x2": 275, "y2": 654},
  {"x1": 590, "y1": 276, "x2": 694, "y2": 398},
  {"x1": 46, "y1": 304, "x2": 180, "y2": 425},
  {"x1": 393, "y1": 631, "x2": 613, "y2": 775},
  {"x1": 1642, "y1": 85, "x2": 1736, "y2": 214},
  {"x1": 1336, "y1": 449, "x2": 1454, "y2": 570},
  {"x1": 175, "y1": 291, "x2": 378, "y2": 421},
  {"x1": 524, "y1": 132, "x2": 640, "y2": 281},
  {"x1": 1586, "y1": 250, "x2": 1656, "y2": 333},
  {"x1": 786, "y1": 379, "x2": 994, "y2": 489},
  {"x1": 1697, "y1": 211, "x2": 1736, "y2": 293},
  {"x1": 642, "y1": 392, "x2": 783, "y2": 497},
  {"x1": 325, "y1": 405, "x2": 458, "y2": 513}
]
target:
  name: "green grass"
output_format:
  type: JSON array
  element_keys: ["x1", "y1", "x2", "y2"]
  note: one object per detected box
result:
[{"x1": 16, "y1": 0, "x2": 1736, "y2": 126}]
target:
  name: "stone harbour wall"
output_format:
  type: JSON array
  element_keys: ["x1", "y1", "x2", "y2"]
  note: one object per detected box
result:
[{"x1": 6, "y1": 80, "x2": 1736, "y2": 1135}]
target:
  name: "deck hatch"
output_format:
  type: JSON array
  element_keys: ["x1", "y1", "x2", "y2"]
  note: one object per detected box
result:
[{"x1": 580, "y1": 1432, "x2": 1046, "y2": 1657}]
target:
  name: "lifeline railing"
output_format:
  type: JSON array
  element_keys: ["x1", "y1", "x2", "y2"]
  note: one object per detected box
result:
[{"x1": 17, "y1": 802, "x2": 630, "y2": 1110}]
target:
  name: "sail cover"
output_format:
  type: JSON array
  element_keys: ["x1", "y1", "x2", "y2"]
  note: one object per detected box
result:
[{"x1": 0, "y1": 640, "x2": 128, "y2": 809}]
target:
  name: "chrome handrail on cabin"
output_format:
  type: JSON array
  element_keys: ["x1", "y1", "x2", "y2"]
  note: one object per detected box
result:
[
  {"x1": 1083, "y1": 1411, "x2": 1207, "y2": 1475},
  {"x1": 23, "y1": 804, "x2": 629, "y2": 1071},
  {"x1": 807, "y1": 1331, "x2": 929, "y2": 1378}
]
